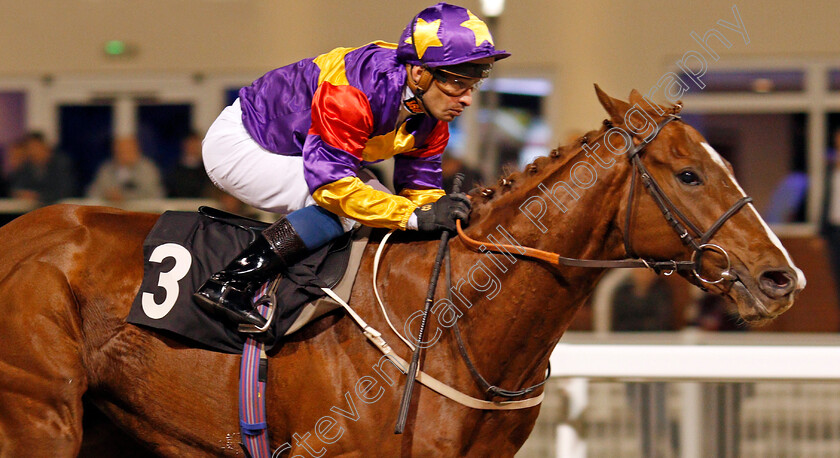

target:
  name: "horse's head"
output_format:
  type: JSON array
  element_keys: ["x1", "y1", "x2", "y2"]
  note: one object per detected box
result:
[{"x1": 595, "y1": 85, "x2": 805, "y2": 323}]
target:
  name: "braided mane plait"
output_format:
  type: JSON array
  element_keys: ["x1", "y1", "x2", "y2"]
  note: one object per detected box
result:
[
  {"x1": 468, "y1": 124, "x2": 607, "y2": 209},
  {"x1": 466, "y1": 92, "x2": 680, "y2": 213}
]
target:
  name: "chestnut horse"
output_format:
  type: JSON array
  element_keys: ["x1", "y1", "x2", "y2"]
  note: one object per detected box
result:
[{"x1": 0, "y1": 87, "x2": 804, "y2": 457}]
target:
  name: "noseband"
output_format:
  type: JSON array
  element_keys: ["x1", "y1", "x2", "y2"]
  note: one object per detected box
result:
[{"x1": 459, "y1": 115, "x2": 753, "y2": 285}]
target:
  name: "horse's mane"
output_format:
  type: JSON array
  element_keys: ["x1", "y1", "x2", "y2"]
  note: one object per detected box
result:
[
  {"x1": 467, "y1": 122, "x2": 608, "y2": 213},
  {"x1": 465, "y1": 88, "x2": 679, "y2": 218}
]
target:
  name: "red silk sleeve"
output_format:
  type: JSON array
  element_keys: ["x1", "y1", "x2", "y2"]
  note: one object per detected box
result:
[{"x1": 308, "y1": 82, "x2": 374, "y2": 160}]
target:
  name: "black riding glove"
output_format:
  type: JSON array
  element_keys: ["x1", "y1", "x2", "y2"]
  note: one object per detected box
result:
[{"x1": 413, "y1": 193, "x2": 471, "y2": 232}]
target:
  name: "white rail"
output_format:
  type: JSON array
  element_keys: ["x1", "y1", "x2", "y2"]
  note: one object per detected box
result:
[
  {"x1": 542, "y1": 333, "x2": 840, "y2": 458},
  {"x1": 549, "y1": 343, "x2": 840, "y2": 382}
]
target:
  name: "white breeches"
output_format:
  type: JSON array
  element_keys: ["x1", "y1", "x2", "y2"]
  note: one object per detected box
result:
[{"x1": 202, "y1": 98, "x2": 315, "y2": 215}]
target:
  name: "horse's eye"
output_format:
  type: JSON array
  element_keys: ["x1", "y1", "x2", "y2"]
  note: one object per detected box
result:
[{"x1": 677, "y1": 169, "x2": 703, "y2": 186}]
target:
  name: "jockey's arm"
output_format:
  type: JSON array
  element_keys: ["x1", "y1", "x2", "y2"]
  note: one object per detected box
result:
[
  {"x1": 311, "y1": 176, "x2": 421, "y2": 230},
  {"x1": 399, "y1": 187, "x2": 446, "y2": 206},
  {"x1": 393, "y1": 121, "x2": 448, "y2": 206},
  {"x1": 303, "y1": 83, "x2": 447, "y2": 230}
]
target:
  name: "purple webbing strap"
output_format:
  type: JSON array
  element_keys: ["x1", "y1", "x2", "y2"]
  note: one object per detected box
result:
[{"x1": 239, "y1": 283, "x2": 270, "y2": 458}]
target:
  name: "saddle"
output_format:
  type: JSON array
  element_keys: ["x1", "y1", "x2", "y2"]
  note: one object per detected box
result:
[{"x1": 126, "y1": 207, "x2": 370, "y2": 353}]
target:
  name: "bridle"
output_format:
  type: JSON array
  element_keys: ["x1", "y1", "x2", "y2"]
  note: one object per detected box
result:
[
  {"x1": 623, "y1": 115, "x2": 752, "y2": 283},
  {"x1": 459, "y1": 115, "x2": 753, "y2": 285},
  {"x1": 374, "y1": 116, "x2": 754, "y2": 406},
  {"x1": 448, "y1": 115, "x2": 753, "y2": 401}
]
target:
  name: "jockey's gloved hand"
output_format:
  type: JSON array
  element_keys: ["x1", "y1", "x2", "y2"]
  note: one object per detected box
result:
[{"x1": 412, "y1": 193, "x2": 471, "y2": 232}]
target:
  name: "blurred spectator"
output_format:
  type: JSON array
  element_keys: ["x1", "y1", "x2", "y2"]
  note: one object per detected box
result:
[
  {"x1": 442, "y1": 154, "x2": 482, "y2": 193},
  {"x1": 87, "y1": 136, "x2": 164, "y2": 202},
  {"x1": 5, "y1": 138, "x2": 27, "y2": 180},
  {"x1": 0, "y1": 139, "x2": 26, "y2": 198},
  {"x1": 611, "y1": 269, "x2": 675, "y2": 331},
  {"x1": 764, "y1": 171, "x2": 808, "y2": 223},
  {"x1": 165, "y1": 131, "x2": 214, "y2": 198},
  {"x1": 822, "y1": 127, "x2": 840, "y2": 304},
  {"x1": 9, "y1": 132, "x2": 77, "y2": 205}
]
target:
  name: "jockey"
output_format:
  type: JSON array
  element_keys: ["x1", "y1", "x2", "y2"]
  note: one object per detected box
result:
[{"x1": 194, "y1": 2, "x2": 510, "y2": 327}]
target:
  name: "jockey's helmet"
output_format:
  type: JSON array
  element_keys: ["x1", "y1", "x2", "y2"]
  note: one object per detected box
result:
[{"x1": 397, "y1": 3, "x2": 510, "y2": 83}]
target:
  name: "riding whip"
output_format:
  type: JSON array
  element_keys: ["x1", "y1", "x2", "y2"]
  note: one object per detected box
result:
[{"x1": 394, "y1": 173, "x2": 464, "y2": 434}]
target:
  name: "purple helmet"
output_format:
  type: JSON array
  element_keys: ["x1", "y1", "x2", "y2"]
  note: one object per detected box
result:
[{"x1": 397, "y1": 3, "x2": 510, "y2": 70}]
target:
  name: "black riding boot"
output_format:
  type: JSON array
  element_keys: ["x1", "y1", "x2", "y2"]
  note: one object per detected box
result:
[{"x1": 193, "y1": 217, "x2": 307, "y2": 327}]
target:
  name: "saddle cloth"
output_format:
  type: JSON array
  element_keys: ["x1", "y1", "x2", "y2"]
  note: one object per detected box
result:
[{"x1": 126, "y1": 210, "x2": 369, "y2": 353}]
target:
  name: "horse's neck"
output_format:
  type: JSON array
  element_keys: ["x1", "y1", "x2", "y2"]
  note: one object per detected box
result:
[
  {"x1": 469, "y1": 144, "x2": 632, "y2": 260},
  {"x1": 447, "y1": 146, "x2": 632, "y2": 388}
]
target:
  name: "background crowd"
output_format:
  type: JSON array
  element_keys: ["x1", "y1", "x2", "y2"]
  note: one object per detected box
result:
[{"x1": 0, "y1": 130, "x2": 216, "y2": 207}]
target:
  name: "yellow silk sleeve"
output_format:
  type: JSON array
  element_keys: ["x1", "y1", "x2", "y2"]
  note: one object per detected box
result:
[
  {"x1": 312, "y1": 177, "x2": 418, "y2": 230},
  {"x1": 399, "y1": 188, "x2": 445, "y2": 206}
]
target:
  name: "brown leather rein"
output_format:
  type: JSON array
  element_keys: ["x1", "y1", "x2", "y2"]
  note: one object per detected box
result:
[
  {"x1": 441, "y1": 116, "x2": 752, "y2": 401},
  {"x1": 457, "y1": 115, "x2": 752, "y2": 284},
  {"x1": 392, "y1": 116, "x2": 752, "y2": 406}
]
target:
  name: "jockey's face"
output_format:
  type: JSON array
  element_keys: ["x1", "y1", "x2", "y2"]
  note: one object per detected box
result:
[{"x1": 409, "y1": 65, "x2": 474, "y2": 123}]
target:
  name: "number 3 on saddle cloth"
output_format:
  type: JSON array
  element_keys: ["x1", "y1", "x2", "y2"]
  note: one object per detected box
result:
[{"x1": 126, "y1": 208, "x2": 364, "y2": 353}]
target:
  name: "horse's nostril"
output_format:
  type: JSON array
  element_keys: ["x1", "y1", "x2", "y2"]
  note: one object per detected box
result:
[
  {"x1": 758, "y1": 269, "x2": 795, "y2": 298},
  {"x1": 763, "y1": 271, "x2": 790, "y2": 287}
]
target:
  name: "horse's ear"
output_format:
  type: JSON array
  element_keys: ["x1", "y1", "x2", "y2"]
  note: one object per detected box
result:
[
  {"x1": 594, "y1": 84, "x2": 629, "y2": 125},
  {"x1": 629, "y1": 88, "x2": 668, "y2": 117}
]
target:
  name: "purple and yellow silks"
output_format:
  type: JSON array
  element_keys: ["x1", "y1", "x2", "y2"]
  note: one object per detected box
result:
[{"x1": 238, "y1": 42, "x2": 446, "y2": 229}]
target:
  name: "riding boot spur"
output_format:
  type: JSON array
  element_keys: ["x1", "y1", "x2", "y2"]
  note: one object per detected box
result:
[{"x1": 193, "y1": 205, "x2": 345, "y2": 328}]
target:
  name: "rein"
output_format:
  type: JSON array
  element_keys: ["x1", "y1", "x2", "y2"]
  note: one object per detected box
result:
[
  {"x1": 329, "y1": 230, "x2": 547, "y2": 411},
  {"x1": 458, "y1": 116, "x2": 753, "y2": 284},
  {"x1": 446, "y1": 247, "x2": 551, "y2": 399},
  {"x1": 340, "y1": 116, "x2": 755, "y2": 416},
  {"x1": 438, "y1": 116, "x2": 756, "y2": 404}
]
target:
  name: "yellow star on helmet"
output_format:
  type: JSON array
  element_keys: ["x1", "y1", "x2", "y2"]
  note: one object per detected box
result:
[
  {"x1": 406, "y1": 18, "x2": 443, "y2": 59},
  {"x1": 461, "y1": 10, "x2": 494, "y2": 46}
]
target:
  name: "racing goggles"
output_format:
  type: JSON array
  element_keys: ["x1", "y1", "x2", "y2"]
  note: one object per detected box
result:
[
  {"x1": 430, "y1": 63, "x2": 492, "y2": 97},
  {"x1": 431, "y1": 70, "x2": 484, "y2": 97}
]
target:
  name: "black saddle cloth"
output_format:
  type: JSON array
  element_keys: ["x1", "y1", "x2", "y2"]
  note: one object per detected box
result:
[{"x1": 126, "y1": 209, "x2": 352, "y2": 353}]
